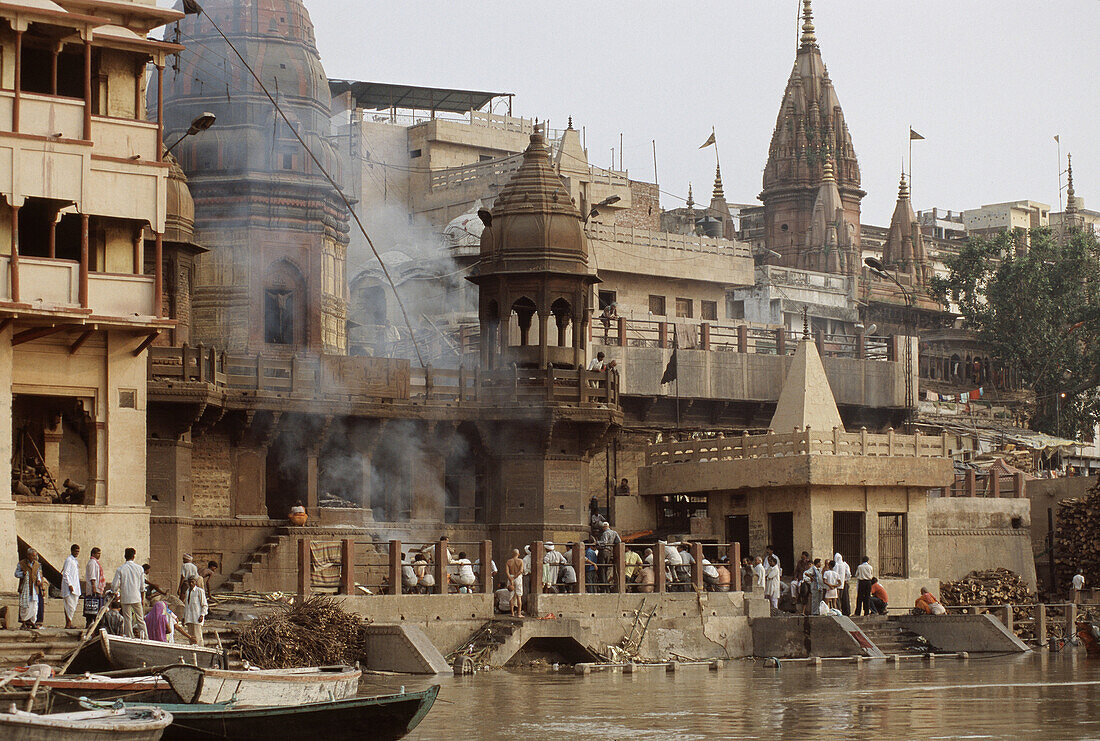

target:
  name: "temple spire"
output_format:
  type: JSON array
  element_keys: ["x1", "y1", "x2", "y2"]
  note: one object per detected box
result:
[
  {"x1": 821, "y1": 155, "x2": 836, "y2": 183},
  {"x1": 800, "y1": 0, "x2": 817, "y2": 47},
  {"x1": 712, "y1": 163, "x2": 725, "y2": 200},
  {"x1": 898, "y1": 169, "x2": 910, "y2": 200},
  {"x1": 686, "y1": 182, "x2": 694, "y2": 209}
]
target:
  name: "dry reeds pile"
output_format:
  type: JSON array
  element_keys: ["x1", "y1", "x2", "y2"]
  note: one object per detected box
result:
[{"x1": 237, "y1": 596, "x2": 371, "y2": 669}]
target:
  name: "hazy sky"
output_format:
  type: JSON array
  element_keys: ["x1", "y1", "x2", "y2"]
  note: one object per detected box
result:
[{"x1": 169, "y1": 0, "x2": 1099, "y2": 224}]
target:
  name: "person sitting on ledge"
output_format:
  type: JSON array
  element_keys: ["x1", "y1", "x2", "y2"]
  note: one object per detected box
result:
[
  {"x1": 494, "y1": 581, "x2": 512, "y2": 614},
  {"x1": 915, "y1": 586, "x2": 945, "y2": 615},
  {"x1": 869, "y1": 578, "x2": 889, "y2": 615},
  {"x1": 401, "y1": 553, "x2": 419, "y2": 592},
  {"x1": 453, "y1": 552, "x2": 477, "y2": 593}
]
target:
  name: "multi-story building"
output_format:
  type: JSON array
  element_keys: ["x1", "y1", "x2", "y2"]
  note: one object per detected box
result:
[
  {"x1": 0, "y1": 0, "x2": 182, "y2": 587},
  {"x1": 962, "y1": 199, "x2": 1050, "y2": 244}
]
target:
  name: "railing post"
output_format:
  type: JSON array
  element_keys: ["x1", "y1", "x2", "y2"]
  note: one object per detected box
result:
[
  {"x1": 731, "y1": 542, "x2": 741, "y2": 592},
  {"x1": 341, "y1": 539, "x2": 354, "y2": 596},
  {"x1": 616, "y1": 316, "x2": 626, "y2": 347},
  {"x1": 690, "y1": 541, "x2": 703, "y2": 592},
  {"x1": 737, "y1": 324, "x2": 748, "y2": 353},
  {"x1": 700, "y1": 323, "x2": 711, "y2": 351},
  {"x1": 389, "y1": 540, "x2": 402, "y2": 596},
  {"x1": 658, "y1": 322, "x2": 668, "y2": 349},
  {"x1": 814, "y1": 329, "x2": 824, "y2": 355},
  {"x1": 530, "y1": 541, "x2": 544, "y2": 598},
  {"x1": 887, "y1": 428, "x2": 895, "y2": 456},
  {"x1": 424, "y1": 364, "x2": 434, "y2": 400},
  {"x1": 196, "y1": 343, "x2": 206, "y2": 383},
  {"x1": 856, "y1": 329, "x2": 866, "y2": 360},
  {"x1": 573, "y1": 541, "x2": 586, "y2": 594},
  {"x1": 255, "y1": 354, "x2": 264, "y2": 392},
  {"x1": 434, "y1": 540, "x2": 446, "y2": 595},
  {"x1": 655, "y1": 544, "x2": 666, "y2": 594},
  {"x1": 989, "y1": 470, "x2": 1000, "y2": 498},
  {"x1": 546, "y1": 364, "x2": 555, "y2": 400},
  {"x1": 966, "y1": 469, "x2": 977, "y2": 498},
  {"x1": 480, "y1": 540, "x2": 493, "y2": 594},
  {"x1": 474, "y1": 366, "x2": 482, "y2": 402},
  {"x1": 1002, "y1": 605, "x2": 1014, "y2": 633},
  {"x1": 297, "y1": 538, "x2": 311, "y2": 598},
  {"x1": 1067, "y1": 602, "x2": 1077, "y2": 638},
  {"x1": 913, "y1": 429, "x2": 922, "y2": 457},
  {"x1": 614, "y1": 541, "x2": 626, "y2": 594},
  {"x1": 1037, "y1": 603, "x2": 1047, "y2": 645},
  {"x1": 1014, "y1": 472, "x2": 1024, "y2": 498},
  {"x1": 776, "y1": 328, "x2": 786, "y2": 355},
  {"x1": 887, "y1": 336, "x2": 898, "y2": 362}
]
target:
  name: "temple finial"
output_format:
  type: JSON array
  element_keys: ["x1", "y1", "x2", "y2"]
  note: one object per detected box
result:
[
  {"x1": 898, "y1": 169, "x2": 909, "y2": 200},
  {"x1": 821, "y1": 155, "x2": 836, "y2": 183},
  {"x1": 1066, "y1": 153, "x2": 1078, "y2": 214},
  {"x1": 712, "y1": 163, "x2": 725, "y2": 200},
  {"x1": 686, "y1": 182, "x2": 694, "y2": 209},
  {"x1": 567, "y1": 116, "x2": 573, "y2": 130},
  {"x1": 802, "y1": 307, "x2": 810, "y2": 340},
  {"x1": 801, "y1": 0, "x2": 817, "y2": 46}
]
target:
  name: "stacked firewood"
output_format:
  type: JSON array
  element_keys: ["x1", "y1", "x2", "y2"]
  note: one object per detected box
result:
[
  {"x1": 940, "y1": 568, "x2": 1035, "y2": 606},
  {"x1": 1055, "y1": 483, "x2": 1100, "y2": 588},
  {"x1": 237, "y1": 595, "x2": 371, "y2": 669}
]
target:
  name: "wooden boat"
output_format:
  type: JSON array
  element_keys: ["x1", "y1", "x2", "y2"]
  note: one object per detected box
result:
[
  {"x1": 0, "y1": 705, "x2": 172, "y2": 741},
  {"x1": 3, "y1": 673, "x2": 177, "y2": 711},
  {"x1": 1078, "y1": 618, "x2": 1100, "y2": 656},
  {"x1": 162, "y1": 664, "x2": 361, "y2": 705},
  {"x1": 67, "y1": 631, "x2": 227, "y2": 674},
  {"x1": 119, "y1": 685, "x2": 439, "y2": 741}
]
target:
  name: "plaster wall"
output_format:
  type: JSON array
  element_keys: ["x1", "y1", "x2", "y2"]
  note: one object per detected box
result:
[{"x1": 927, "y1": 496, "x2": 1036, "y2": 587}]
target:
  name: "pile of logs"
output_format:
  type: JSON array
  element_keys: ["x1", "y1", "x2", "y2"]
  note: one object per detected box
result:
[
  {"x1": 1055, "y1": 482, "x2": 1100, "y2": 588},
  {"x1": 940, "y1": 568, "x2": 1035, "y2": 606}
]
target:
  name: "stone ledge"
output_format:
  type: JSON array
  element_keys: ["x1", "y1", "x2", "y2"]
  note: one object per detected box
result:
[{"x1": 929, "y1": 528, "x2": 1029, "y2": 536}]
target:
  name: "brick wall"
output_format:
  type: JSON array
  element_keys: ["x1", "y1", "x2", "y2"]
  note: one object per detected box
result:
[
  {"x1": 191, "y1": 431, "x2": 233, "y2": 518},
  {"x1": 613, "y1": 180, "x2": 661, "y2": 231}
]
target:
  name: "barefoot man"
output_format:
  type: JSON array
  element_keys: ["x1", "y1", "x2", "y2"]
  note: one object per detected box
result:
[{"x1": 506, "y1": 549, "x2": 525, "y2": 618}]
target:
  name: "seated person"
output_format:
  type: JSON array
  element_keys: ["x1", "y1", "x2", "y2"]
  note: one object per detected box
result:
[
  {"x1": 494, "y1": 581, "x2": 512, "y2": 614},
  {"x1": 401, "y1": 553, "x2": 419, "y2": 591},
  {"x1": 914, "y1": 586, "x2": 944, "y2": 615},
  {"x1": 453, "y1": 552, "x2": 477, "y2": 592},
  {"x1": 701, "y1": 558, "x2": 720, "y2": 591},
  {"x1": 869, "y1": 578, "x2": 889, "y2": 615}
]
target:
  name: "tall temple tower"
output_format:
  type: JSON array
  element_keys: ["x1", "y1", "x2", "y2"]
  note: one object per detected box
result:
[
  {"x1": 760, "y1": 0, "x2": 864, "y2": 275},
  {"x1": 881, "y1": 171, "x2": 931, "y2": 284},
  {"x1": 158, "y1": 0, "x2": 349, "y2": 355}
]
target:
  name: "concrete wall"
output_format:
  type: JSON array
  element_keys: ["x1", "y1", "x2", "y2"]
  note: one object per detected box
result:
[
  {"x1": 603, "y1": 346, "x2": 909, "y2": 407},
  {"x1": 927, "y1": 496, "x2": 1037, "y2": 587},
  {"x1": 895, "y1": 613, "x2": 1029, "y2": 653},
  {"x1": 1026, "y1": 476, "x2": 1095, "y2": 588}
]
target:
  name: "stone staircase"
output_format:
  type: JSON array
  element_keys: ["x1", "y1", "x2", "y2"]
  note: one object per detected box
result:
[
  {"x1": 220, "y1": 531, "x2": 290, "y2": 594},
  {"x1": 850, "y1": 615, "x2": 933, "y2": 655}
]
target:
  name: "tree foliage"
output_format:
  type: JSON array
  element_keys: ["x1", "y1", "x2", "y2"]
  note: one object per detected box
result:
[{"x1": 928, "y1": 228, "x2": 1100, "y2": 438}]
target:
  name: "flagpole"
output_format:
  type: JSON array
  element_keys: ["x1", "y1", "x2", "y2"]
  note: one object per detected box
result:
[
  {"x1": 908, "y1": 124, "x2": 913, "y2": 193},
  {"x1": 712, "y1": 126, "x2": 720, "y2": 177},
  {"x1": 1056, "y1": 135, "x2": 1063, "y2": 214}
]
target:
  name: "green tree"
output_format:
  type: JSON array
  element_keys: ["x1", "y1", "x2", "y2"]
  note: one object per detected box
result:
[{"x1": 928, "y1": 227, "x2": 1100, "y2": 439}]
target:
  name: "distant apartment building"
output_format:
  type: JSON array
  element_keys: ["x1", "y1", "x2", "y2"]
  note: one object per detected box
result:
[{"x1": 962, "y1": 200, "x2": 1050, "y2": 243}]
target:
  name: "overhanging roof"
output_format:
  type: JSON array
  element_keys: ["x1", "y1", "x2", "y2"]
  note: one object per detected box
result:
[{"x1": 328, "y1": 79, "x2": 510, "y2": 114}]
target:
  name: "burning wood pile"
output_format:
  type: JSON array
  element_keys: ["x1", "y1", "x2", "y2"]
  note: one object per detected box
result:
[
  {"x1": 940, "y1": 568, "x2": 1035, "y2": 606},
  {"x1": 1055, "y1": 482, "x2": 1100, "y2": 588},
  {"x1": 237, "y1": 596, "x2": 371, "y2": 669}
]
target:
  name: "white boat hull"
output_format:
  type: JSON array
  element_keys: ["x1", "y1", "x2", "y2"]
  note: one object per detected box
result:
[
  {"x1": 163, "y1": 665, "x2": 361, "y2": 706},
  {"x1": 0, "y1": 707, "x2": 172, "y2": 741}
]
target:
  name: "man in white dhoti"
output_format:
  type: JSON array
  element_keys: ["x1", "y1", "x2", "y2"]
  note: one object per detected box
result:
[
  {"x1": 14, "y1": 549, "x2": 43, "y2": 630},
  {"x1": 61, "y1": 544, "x2": 82, "y2": 628}
]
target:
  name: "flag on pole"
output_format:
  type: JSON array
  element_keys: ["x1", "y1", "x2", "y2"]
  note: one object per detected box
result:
[
  {"x1": 699, "y1": 132, "x2": 716, "y2": 149},
  {"x1": 1055, "y1": 135, "x2": 1060, "y2": 144},
  {"x1": 909, "y1": 129, "x2": 925, "y2": 141},
  {"x1": 182, "y1": 0, "x2": 203, "y2": 13}
]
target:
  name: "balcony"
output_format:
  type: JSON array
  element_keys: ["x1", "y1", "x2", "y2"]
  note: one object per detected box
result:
[{"x1": 0, "y1": 256, "x2": 157, "y2": 320}]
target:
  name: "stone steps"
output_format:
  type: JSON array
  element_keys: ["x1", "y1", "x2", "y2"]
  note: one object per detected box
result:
[{"x1": 850, "y1": 616, "x2": 931, "y2": 654}]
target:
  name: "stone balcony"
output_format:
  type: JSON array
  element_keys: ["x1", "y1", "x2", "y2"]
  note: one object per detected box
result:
[{"x1": 0, "y1": 255, "x2": 157, "y2": 321}]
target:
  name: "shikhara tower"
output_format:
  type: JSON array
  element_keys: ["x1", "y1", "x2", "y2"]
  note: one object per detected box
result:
[{"x1": 760, "y1": 0, "x2": 864, "y2": 275}]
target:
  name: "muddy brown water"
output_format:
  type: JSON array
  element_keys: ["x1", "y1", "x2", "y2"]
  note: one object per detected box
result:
[{"x1": 362, "y1": 650, "x2": 1100, "y2": 740}]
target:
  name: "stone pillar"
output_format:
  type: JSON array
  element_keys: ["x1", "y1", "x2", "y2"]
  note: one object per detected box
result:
[
  {"x1": 572, "y1": 541, "x2": 585, "y2": 594},
  {"x1": 729, "y1": 542, "x2": 741, "y2": 592},
  {"x1": 691, "y1": 541, "x2": 703, "y2": 591},
  {"x1": 614, "y1": 541, "x2": 626, "y2": 594},
  {"x1": 305, "y1": 453, "x2": 319, "y2": 514},
  {"x1": 0, "y1": 323, "x2": 16, "y2": 591},
  {"x1": 479, "y1": 540, "x2": 493, "y2": 594},
  {"x1": 655, "y1": 545, "x2": 666, "y2": 593},
  {"x1": 389, "y1": 540, "x2": 402, "y2": 596}
]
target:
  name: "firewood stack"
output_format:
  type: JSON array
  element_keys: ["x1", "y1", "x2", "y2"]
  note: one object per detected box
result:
[
  {"x1": 940, "y1": 568, "x2": 1035, "y2": 606},
  {"x1": 1055, "y1": 481, "x2": 1100, "y2": 589}
]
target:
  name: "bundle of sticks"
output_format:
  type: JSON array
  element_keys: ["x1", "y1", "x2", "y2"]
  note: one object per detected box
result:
[
  {"x1": 940, "y1": 567, "x2": 1035, "y2": 606},
  {"x1": 236, "y1": 595, "x2": 371, "y2": 669}
]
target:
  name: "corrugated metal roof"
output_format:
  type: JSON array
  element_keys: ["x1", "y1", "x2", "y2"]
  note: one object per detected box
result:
[{"x1": 328, "y1": 79, "x2": 509, "y2": 114}]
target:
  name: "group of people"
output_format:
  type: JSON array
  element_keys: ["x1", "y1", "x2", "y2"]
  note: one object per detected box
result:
[
  {"x1": 788, "y1": 551, "x2": 891, "y2": 616},
  {"x1": 14, "y1": 546, "x2": 215, "y2": 645},
  {"x1": 400, "y1": 538, "x2": 493, "y2": 594}
]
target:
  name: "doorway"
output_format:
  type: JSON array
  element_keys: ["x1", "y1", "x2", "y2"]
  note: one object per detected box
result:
[
  {"x1": 725, "y1": 515, "x2": 749, "y2": 560},
  {"x1": 767, "y1": 511, "x2": 794, "y2": 575}
]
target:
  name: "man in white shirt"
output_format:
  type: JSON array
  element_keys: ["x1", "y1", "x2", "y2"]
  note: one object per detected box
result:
[
  {"x1": 453, "y1": 551, "x2": 477, "y2": 592},
  {"x1": 183, "y1": 575, "x2": 209, "y2": 646},
  {"x1": 822, "y1": 560, "x2": 841, "y2": 611},
  {"x1": 752, "y1": 557, "x2": 766, "y2": 590},
  {"x1": 111, "y1": 547, "x2": 147, "y2": 638},
  {"x1": 834, "y1": 553, "x2": 852, "y2": 616},
  {"x1": 701, "y1": 558, "x2": 720, "y2": 590},
  {"x1": 60, "y1": 544, "x2": 82, "y2": 629},
  {"x1": 678, "y1": 544, "x2": 696, "y2": 586},
  {"x1": 84, "y1": 547, "x2": 105, "y2": 627},
  {"x1": 1073, "y1": 570, "x2": 1086, "y2": 604},
  {"x1": 853, "y1": 556, "x2": 875, "y2": 616},
  {"x1": 587, "y1": 352, "x2": 606, "y2": 372},
  {"x1": 661, "y1": 541, "x2": 683, "y2": 590},
  {"x1": 178, "y1": 554, "x2": 200, "y2": 600}
]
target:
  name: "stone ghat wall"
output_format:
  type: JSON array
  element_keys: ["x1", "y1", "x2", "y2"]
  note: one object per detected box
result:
[{"x1": 927, "y1": 497, "x2": 1036, "y2": 587}]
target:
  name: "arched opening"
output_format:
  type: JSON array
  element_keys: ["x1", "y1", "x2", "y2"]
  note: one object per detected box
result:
[
  {"x1": 263, "y1": 260, "x2": 307, "y2": 348},
  {"x1": 510, "y1": 297, "x2": 537, "y2": 347},
  {"x1": 550, "y1": 298, "x2": 573, "y2": 348}
]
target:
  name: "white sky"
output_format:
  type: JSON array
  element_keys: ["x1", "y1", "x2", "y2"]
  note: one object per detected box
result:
[{"x1": 170, "y1": 0, "x2": 1100, "y2": 224}]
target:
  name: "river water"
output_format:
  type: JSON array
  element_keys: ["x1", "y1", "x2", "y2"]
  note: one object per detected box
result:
[{"x1": 366, "y1": 651, "x2": 1100, "y2": 740}]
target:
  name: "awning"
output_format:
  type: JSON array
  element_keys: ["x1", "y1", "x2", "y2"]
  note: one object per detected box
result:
[{"x1": 328, "y1": 79, "x2": 510, "y2": 114}]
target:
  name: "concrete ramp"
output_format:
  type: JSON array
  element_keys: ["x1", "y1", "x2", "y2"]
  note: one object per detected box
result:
[
  {"x1": 896, "y1": 613, "x2": 1029, "y2": 653},
  {"x1": 364, "y1": 624, "x2": 451, "y2": 674},
  {"x1": 753, "y1": 616, "x2": 884, "y2": 658}
]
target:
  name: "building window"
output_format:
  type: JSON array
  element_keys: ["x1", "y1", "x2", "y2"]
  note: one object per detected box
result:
[
  {"x1": 479, "y1": 154, "x2": 493, "y2": 162},
  {"x1": 409, "y1": 149, "x2": 422, "y2": 158},
  {"x1": 675, "y1": 298, "x2": 693, "y2": 318},
  {"x1": 832, "y1": 511, "x2": 864, "y2": 565},
  {"x1": 264, "y1": 289, "x2": 295, "y2": 345},
  {"x1": 727, "y1": 298, "x2": 745, "y2": 320},
  {"x1": 281, "y1": 153, "x2": 294, "y2": 170},
  {"x1": 598, "y1": 290, "x2": 617, "y2": 312},
  {"x1": 701, "y1": 300, "x2": 717, "y2": 321},
  {"x1": 657, "y1": 495, "x2": 707, "y2": 534},
  {"x1": 878, "y1": 513, "x2": 907, "y2": 577},
  {"x1": 648, "y1": 295, "x2": 666, "y2": 316}
]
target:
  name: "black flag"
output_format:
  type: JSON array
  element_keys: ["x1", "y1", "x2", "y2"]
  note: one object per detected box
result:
[
  {"x1": 182, "y1": 0, "x2": 203, "y2": 14},
  {"x1": 660, "y1": 348, "x2": 677, "y2": 385}
]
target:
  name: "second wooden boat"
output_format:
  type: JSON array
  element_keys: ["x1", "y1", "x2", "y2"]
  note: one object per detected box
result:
[
  {"x1": 0, "y1": 705, "x2": 172, "y2": 741},
  {"x1": 162, "y1": 664, "x2": 361, "y2": 705},
  {"x1": 66, "y1": 631, "x2": 227, "y2": 674}
]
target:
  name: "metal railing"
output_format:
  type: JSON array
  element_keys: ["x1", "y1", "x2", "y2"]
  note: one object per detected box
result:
[
  {"x1": 928, "y1": 471, "x2": 1026, "y2": 498},
  {"x1": 647, "y1": 429, "x2": 951, "y2": 466}
]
